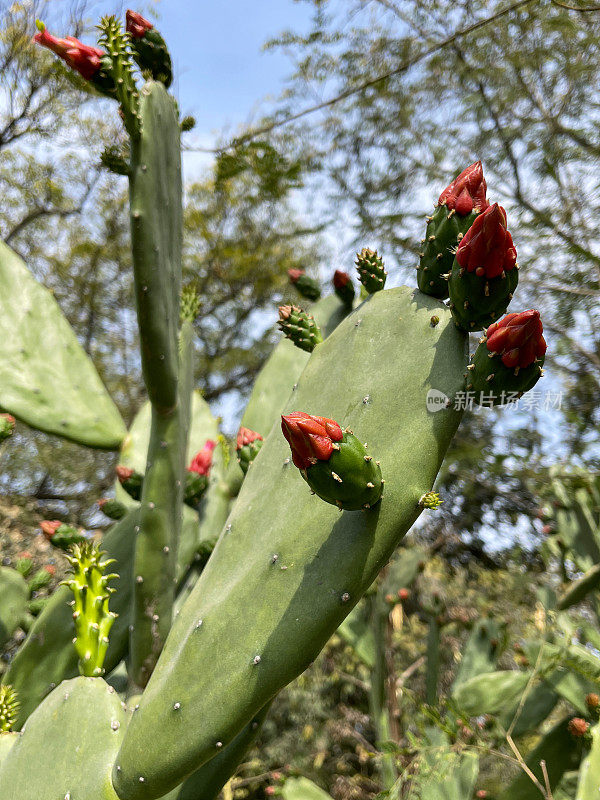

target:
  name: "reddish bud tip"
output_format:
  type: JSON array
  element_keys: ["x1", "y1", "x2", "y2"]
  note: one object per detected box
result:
[
  {"x1": 568, "y1": 717, "x2": 589, "y2": 737},
  {"x1": 265, "y1": 788, "x2": 276, "y2": 797},
  {"x1": 281, "y1": 412, "x2": 343, "y2": 470},
  {"x1": 288, "y1": 268, "x2": 305, "y2": 283},
  {"x1": 438, "y1": 161, "x2": 488, "y2": 215},
  {"x1": 1, "y1": 413, "x2": 15, "y2": 425},
  {"x1": 116, "y1": 465, "x2": 134, "y2": 483},
  {"x1": 97, "y1": 498, "x2": 108, "y2": 509},
  {"x1": 17, "y1": 551, "x2": 33, "y2": 560},
  {"x1": 398, "y1": 588, "x2": 410, "y2": 601},
  {"x1": 44, "y1": 564, "x2": 56, "y2": 576},
  {"x1": 333, "y1": 270, "x2": 351, "y2": 289},
  {"x1": 476, "y1": 792, "x2": 488, "y2": 799},
  {"x1": 40, "y1": 520, "x2": 62, "y2": 540},
  {"x1": 587, "y1": 693, "x2": 600, "y2": 709},
  {"x1": 486, "y1": 310, "x2": 546, "y2": 369},
  {"x1": 236, "y1": 427, "x2": 263, "y2": 450},
  {"x1": 33, "y1": 28, "x2": 105, "y2": 80},
  {"x1": 188, "y1": 440, "x2": 217, "y2": 477},
  {"x1": 456, "y1": 203, "x2": 517, "y2": 279},
  {"x1": 126, "y1": 10, "x2": 153, "y2": 37}
]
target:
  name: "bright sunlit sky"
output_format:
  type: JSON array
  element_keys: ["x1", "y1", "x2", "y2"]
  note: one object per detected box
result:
[{"x1": 92, "y1": 0, "x2": 313, "y2": 178}]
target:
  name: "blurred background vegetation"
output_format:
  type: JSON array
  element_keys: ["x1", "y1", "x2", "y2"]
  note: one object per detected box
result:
[{"x1": 1, "y1": 0, "x2": 600, "y2": 797}]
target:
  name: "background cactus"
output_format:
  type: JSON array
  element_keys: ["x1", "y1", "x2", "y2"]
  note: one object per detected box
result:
[{"x1": 2, "y1": 10, "x2": 599, "y2": 800}]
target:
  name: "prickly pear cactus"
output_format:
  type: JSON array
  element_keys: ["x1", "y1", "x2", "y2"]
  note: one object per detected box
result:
[
  {"x1": 0, "y1": 677, "x2": 128, "y2": 800},
  {"x1": 0, "y1": 567, "x2": 29, "y2": 648},
  {"x1": 288, "y1": 268, "x2": 321, "y2": 301},
  {"x1": 355, "y1": 248, "x2": 387, "y2": 293},
  {"x1": 0, "y1": 240, "x2": 126, "y2": 448},
  {"x1": 466, "y1": 310, "x2": 546, "y2": 403},
  {"x1": 417, "y1": 161, "x2": 488, "y2": 299},
  {"x1": 112, "y1": 287, "x2": 467, "y2": 798},
  {"x1": 281, "y1": 412, "x2": 384, "y2": 510},
  {"x1": 448, "y1": 204, "x2": 518, "y2": 331},
  {"x1": 277, "y1": 305, "x2": 323, "y2": 352}
]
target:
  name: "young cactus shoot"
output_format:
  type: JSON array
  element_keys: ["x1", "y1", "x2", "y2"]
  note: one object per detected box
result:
[{"x1": 61, "y1": 542, "x2": 118, "y2": 677}]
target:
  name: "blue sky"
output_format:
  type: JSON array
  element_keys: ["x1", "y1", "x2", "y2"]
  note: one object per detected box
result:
[{"x1": 93, "y1": 0, "x2": 312, "y2": 177}]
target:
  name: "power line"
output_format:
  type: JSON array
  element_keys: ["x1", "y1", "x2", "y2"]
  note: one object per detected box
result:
[{"x1": 187, "y1": 0, "x2": 540, "y2": 156}]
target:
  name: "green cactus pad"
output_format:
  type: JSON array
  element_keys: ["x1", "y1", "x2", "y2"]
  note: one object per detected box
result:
[
  {"x1": 448, "y1": 259, "x2": 519, "y2": 331},
  {"x1": 113, "y1": 287, "x2": 467, "y2": 799},
  {"x1": 225, "y1": 294, "x2": 352, "y2": 496},
  {"x1": 417, "y1": 205, "x2": 478, "y2": 299},
  {"x1": 0, "y1": 733, "x2": 17, "y2": 768},
  {"x1": 0, "y1": 567, "x2": 28, "y2": 649},
  {"x1": 172, "y1": 703, "x2": 272, "y2": 800},
  {"x1": 466, "y1": 336, "x2": 545, "y2": 404},
  {"x1": 451, "y1": 617, "x2": 504, "y2": 689},
  {"x1": 0, "y1": 677, "x2": 128, "y2": 800},
  {"x1": 117, "y1": 392, "x2": 218, "y2": 488},
  {"x1": 453, "y1": 670, "x2": 530, "y2": 716},
  {"x1": 129, "y1": 81, "x2": 182, "y2": 414},
  {"x1": 282, "y1": 778, "x2": 333, "y2": 800},
  {"x1": 0, "y1": 240, "x2": 126, "y2": 448},
  {"x1": 301, "y1": 431, "x2": 383, "y2": 510}
]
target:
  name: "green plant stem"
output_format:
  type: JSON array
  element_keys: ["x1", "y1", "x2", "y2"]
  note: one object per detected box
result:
[
  {"x1": 425, "y1": 613, "x2": 440, "y2": 707},
  {"x1": 368, "y1": 591, "x2": 398, "y2": 790},
  {"x1": 130, "y1": 323, "x2": 195, "y2": 689}
]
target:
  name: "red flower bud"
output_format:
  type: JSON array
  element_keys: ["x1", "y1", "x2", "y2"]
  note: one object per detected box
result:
[
  {"x1": 438, "y1": 161, "x2": 488, "y2": 216},
  {"x1": 265, "y1": 788, "x2": 276, "y2": 797},
  {"x1": 476, "y1": 791, "x2": 488, "y2": 799},
  {"x1": 281, "y1": 412, "x2": 343, "y2": 470},
  {"x1": 486, "y1": 310, "x2": 546, "y2": 369},
  {"x1": 288, "y1": 268, "x2": 305, "y2": 283},
  {"x1": 398, "y1": 588, "x2": 410, "y2": 601},
  {"x1": 587, "y1": 693, "x2": 600, "y2": 709},
  {"x1": 116, "y1": 465, "x2": 135, "y2": 483},
  {"x1": 568, "y1": 717, "x2": 589, "y2": 737},
  {"x1": 333, "y1": 270, "x2": 351, "y2": 289},
  {"x1": 44, "y1": 564, "x2": 56, "y2": 576},
  {"x1": 40, "y1": 520, "x2": 62, "y2": 540},
  {"x1": 0, "y1": 413, "x2": 15, "y2": 441},
  {"x1": 126, "y1": 10, "x2": 154, "y2": 38},
  {"x1": 18, "y1": 551, "x2": 33, "y2": 560},
  {"x1": 188, "y1": 440, "x2": 217, "y2": 477},
  {"x1": 236, "y1": 427, "x2": 263, "y2": 450},
  {"x1": 33, "y1": 27, "x2": 105, "y2": 80},
  {"x1": 456, "y1": 203, "x2": 517, "y2": 279}
]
